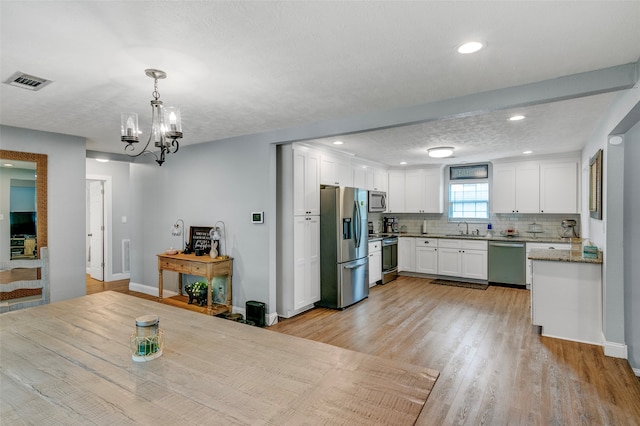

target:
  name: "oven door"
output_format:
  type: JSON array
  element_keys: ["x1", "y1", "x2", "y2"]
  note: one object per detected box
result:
[{"x1": 381, "y1": 237, "x2": 398, "y2": 284}]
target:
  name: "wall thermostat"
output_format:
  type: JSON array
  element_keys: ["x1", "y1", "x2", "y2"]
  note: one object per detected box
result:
[{"x1": 251, "y1": 211, "x2": 264, "y2": 224}]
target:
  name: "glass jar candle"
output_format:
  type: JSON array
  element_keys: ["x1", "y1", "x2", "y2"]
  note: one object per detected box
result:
[{"x1": 130, "y1": 314, "x2": 164, "y2": 362}]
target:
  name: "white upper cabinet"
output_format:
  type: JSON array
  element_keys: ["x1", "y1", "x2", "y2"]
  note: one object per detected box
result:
[
  {"x1": 293, "y1": 147, "x2": 320, "y2": 216},
  {"x1": 492, "y1": 162, "x2": 539, "y2": 213},
  {"x1": 404, "y1": 168, "x2": 443, "y2": 213},
  {"x1": 321, "y1": 154, "x2": 352, "y2": 187},
  {"x1": 387, "y1": 170, "x2": 405, "y2": 213},
  {"x1": 352, "y1": 164, "x2": 367, "y2": 189},
  {"x1": 492, "y1": 159, "x2": 578, "y2": 214},
  {"x1": 540, "y1": 162, "x2": 578, "y2": 213},
  {"x1": 352, "y1": 162, "x2": 388, "y2": 192},
  {"x1": 372, "y1": 168, "x2": 388, "y2": 192}
]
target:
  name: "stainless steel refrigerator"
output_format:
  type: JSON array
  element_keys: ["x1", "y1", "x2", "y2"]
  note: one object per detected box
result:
[{"x1": 317, "y1": 186, "x2": 369, "y2": 309}]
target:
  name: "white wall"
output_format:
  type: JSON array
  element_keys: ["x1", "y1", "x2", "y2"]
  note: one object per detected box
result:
[
  {"x1": 581, "y1": 84, "x2": 640, "y2": 354},
  {"x1": 128, "y1": 137, "x2": 275, "y2": 313},
  {"x1": 0, "y1": 125, "x2": 87, "y2": 302},
  {"x1": 624, "y1": 121, "x2": 640, "y2": 371}
]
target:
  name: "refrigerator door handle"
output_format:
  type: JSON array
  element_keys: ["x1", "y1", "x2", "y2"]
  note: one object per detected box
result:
[
  {"x1": 344, "y1": 258, "x2": 367, "y2": 269},
  {"x1": 353, "y1": 200, "x2": 361, "y2": 249}
]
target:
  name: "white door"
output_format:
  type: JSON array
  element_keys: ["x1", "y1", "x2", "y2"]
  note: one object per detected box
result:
[{"x1": 87, "y1": 180, "x2": 104, "y2": 281}]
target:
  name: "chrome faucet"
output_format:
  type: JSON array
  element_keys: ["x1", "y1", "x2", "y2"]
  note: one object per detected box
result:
[{"x1": 458, "y1": 221, "x2": 469, "y2": 235}]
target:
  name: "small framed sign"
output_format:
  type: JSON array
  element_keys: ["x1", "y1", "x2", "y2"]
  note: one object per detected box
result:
[
  {"x1": 450, "y1": 164, "x2": 489, "y2": 180},
  {"x1": 189, "y1": 226, "x2": 214, "y2": 254},
  {"x1": 252, "y1": 211, "x2": 264, "y2": 224}
]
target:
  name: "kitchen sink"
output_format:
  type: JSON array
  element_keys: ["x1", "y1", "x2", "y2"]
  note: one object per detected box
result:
[{"x1": 444, "y1": 234, "x2": 486, "y2": 238}]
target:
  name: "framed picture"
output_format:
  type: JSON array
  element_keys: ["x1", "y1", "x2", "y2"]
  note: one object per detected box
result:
[
  {"x1": 589, "y1": 149, "x2": 603, "y2": 220},
  {"x1": 189, "y1": 226, "x2": 214, "y2": 254}
]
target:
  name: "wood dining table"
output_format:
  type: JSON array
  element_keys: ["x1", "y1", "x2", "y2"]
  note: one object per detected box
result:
[{"x1": 1, "y1": 291, "x2": 438, "y2": 425}]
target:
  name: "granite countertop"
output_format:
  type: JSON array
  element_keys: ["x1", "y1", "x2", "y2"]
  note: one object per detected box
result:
[
  {"x1": 528, "y1": 248, "x2": 603, "y2": 264},
  {"x1": 368, "y1": 232, "x2": 570, "y2": 244}
]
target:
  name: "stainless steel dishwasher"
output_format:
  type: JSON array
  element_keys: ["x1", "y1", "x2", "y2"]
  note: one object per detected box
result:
[{"x1": 488, "y1": 241, "x2": 526, "y2": 286}]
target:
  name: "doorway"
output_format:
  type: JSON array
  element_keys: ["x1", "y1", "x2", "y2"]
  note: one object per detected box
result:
[{"x1": 86, "y1": 179, "x2": 105, "y2": 281}]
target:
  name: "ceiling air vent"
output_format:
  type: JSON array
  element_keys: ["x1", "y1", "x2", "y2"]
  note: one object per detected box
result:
[{"x1": 4, "y1": 71, "x2": 52, "y2": 91}]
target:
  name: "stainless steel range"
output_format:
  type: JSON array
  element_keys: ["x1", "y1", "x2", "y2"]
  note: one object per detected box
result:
[{"x1": 381, "y1": 236, "x2": 398, "y2": 284}]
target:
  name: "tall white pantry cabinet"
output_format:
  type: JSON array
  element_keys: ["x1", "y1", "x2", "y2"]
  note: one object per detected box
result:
[{"x1": 277, "y1": 144, "x2": 321, "y2": 318}]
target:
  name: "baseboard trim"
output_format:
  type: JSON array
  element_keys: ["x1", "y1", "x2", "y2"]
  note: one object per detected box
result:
[
  {"x1": 266, "y1": 312, "x2": 279, "y2": 326},
  {"x1": 633, "y1": 368, "x2": 640, "y2": 377},
  {"x1": 603, "y1": 339, "x2": 628, "y2": 359},
  {"x1": 129, "y1": 282, "x2": 177, "y2": 298}
]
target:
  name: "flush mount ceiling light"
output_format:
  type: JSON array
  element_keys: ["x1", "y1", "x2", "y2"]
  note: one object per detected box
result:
[
  {"x1": 608, "y1": 135, "x2": 624, "y2": 145},
  {"x1": 457, "y1": 41, "x2": 484, "y2": 54},
  {"x1": 333, "y1": 140, "x2": 344, "y2": 145},
  {"x1": 428, "y1": 147, "x2": 454, "y2": 158},
  {"x1": 509, "y1": 115, "x2": 526, "y2": 121},
  {"x1": 523, "y1": 150, "x2": 533, "y2": 154},
  {"x1": 121, "y1": 69, "x2": 183, "y2": 166}
]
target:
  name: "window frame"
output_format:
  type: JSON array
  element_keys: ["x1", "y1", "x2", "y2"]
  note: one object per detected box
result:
[{"x1": 446, "y1": 164, "x2": 491, "y2": 223}]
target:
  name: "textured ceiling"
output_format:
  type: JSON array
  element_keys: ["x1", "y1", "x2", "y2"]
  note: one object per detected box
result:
[{"x1": 1, "y1": 1, "x2": 639, "y2": 166}]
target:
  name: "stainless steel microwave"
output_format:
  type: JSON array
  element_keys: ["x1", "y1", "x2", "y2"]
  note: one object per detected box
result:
[{"x1": 368, "y1": 190, "x2": 386, "y2": 212}]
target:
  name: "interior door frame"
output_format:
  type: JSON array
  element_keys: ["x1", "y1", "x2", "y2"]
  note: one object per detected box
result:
[
  {"x1": 86, "y1": 175, "x2": 113, "y2": 281},
  {"x1": 87, "y1": 179, "x2": 104, "y2": 280}
]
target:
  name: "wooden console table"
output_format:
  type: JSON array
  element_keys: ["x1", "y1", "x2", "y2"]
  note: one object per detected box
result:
[{"x1": 157, "y1": 253, "x2": 233, "y2": 315}]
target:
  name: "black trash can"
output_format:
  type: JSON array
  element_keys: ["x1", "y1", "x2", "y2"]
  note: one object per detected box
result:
[{"x1": 246, "y1": 300, "x2": 266, "y2": 327}]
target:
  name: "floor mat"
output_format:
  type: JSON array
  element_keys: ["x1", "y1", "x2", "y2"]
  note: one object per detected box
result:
[{"x1": 431, "y1": 279, "x2": 489, "y2": 290}]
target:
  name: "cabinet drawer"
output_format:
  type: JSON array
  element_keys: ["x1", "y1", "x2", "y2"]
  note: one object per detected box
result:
[
  {"x1": 368, "y1": 241, "x2": 381, "y2": 252},
  {"x1": 438, "y1": 239, "x2": 462, "y2": 249},
  {"x1": 160, "y1": 259, "x2": 191, "y2": 273},
  {"x1": 415, "y1": 238, "x2": 438, "y2": 247},
  {"x1": 462, "y1": 240, "x2": 488, "y2": 251},
  {"x1": 190, "y1": 263, "x2": 210, "y2": 276}
]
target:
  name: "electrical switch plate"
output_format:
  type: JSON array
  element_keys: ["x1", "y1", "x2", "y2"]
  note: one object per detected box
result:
[{"x1": 122, "y1": 216, "x2": 127, "y2": 223}]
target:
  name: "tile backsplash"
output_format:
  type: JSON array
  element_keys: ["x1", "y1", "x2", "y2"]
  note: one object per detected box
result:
[{"x1": 369, "y1": 212, "x2": 581, "y2": 239}]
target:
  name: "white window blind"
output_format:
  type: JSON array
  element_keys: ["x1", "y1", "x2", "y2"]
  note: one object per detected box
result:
[{"x1": 449, "y1": 182, "x2": 489, "y2": 219}]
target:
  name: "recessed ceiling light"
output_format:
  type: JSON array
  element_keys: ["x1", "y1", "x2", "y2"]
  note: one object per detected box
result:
[
  {"x1": 333, "y1": 140, "x2": 344, "y2": 145},
  {"x1": 523, "y1": 150, "x2": 533, "y2": 154},
  {"x1": 509, "y1": 115, "x2": 525, "y2": 121},
  {"x1": 427, "y1": 147, "x2": 454, "y2": 158},
  {"x1": 96, "y1": 158, "x2": 110, "y2": 163},
  {"x1": 457, "y1": 41, "x2": 484, "y2": 54},
  {"x1": 400, "y1": 161, "x2": 407, "y2": 165},
  {"x1": 3, "y1": 163, "x2": 14, "y2": 167}
]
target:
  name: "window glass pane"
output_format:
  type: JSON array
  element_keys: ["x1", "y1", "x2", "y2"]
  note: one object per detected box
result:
[{"x1": 448, "y1": 182, "x2": 489, "y2": 220}]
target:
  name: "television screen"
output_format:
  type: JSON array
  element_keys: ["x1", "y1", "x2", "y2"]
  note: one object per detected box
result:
[{"x1": 10, "y1": 212, "x2": 36, "y2": 236}]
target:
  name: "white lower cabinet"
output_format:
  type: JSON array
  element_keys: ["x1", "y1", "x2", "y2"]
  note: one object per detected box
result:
[
  {"x1": 437, "y1": 239, "x2": 488, "y2": 280},
  {"x1": 292, "y1": 216, "x2": 320, "y2": 311},
  {"x1": 415, "y1": 238, "x2": 438, "y2": 274},
  {"x1": 368, "y1": 240, "x2": 382, "y2": 286},
  {"x1": 398, "y1": 237, "x2": 415, "y2": 272}
]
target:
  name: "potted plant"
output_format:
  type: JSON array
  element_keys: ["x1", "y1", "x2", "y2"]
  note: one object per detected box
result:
[{"x1": 184, "y1": 281, "x2": 208, "y2": 306}]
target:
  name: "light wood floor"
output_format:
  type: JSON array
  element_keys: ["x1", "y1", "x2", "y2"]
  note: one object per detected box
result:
[
  {"x1": 87, "y1": 275, "x2": 640, "y2": 424},
  {"x1": 270, "y1": 276, "x2": 640, "y2": 425}
]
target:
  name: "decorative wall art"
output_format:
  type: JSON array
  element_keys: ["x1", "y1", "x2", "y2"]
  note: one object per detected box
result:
[
  {"x1": 189, "y1": 226, "x2": 214, "y2": 255},
  {"x1": 589, "y1": 149, "x2": 603, "y2": 220}
]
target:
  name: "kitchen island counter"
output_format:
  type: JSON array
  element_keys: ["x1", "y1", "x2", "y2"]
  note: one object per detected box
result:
[
  {"x1": 530, "y1": 250, "x2": 603, "y2": 346},
  {"x1": 528, "y1": 248, "x2": 603, "y2": 264}
]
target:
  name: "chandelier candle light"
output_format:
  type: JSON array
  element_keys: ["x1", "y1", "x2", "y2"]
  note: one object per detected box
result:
[{"x1": 121, "y1": 69, "x2": 183, "y2": 166}]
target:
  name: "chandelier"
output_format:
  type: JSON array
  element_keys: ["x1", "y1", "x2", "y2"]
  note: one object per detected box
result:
[{"x1": 121, "y1": 69, "x2": 183, "y2": 166}]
